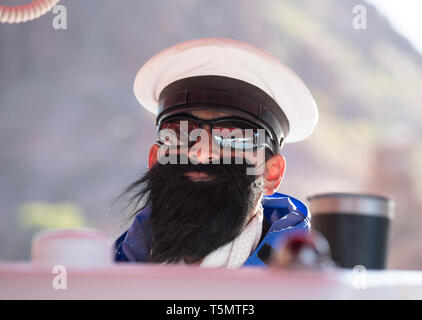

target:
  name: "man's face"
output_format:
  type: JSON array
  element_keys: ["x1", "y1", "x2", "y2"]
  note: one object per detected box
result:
[
  {"x1": 123, "y1": 108, "x2": 285, "y2": 264},
  {"x1": 163, "y1": 109, "x2": 268, "y2": 180},
  {"x1": 184, "y1": 110, "x2": 236, "y2": 181},
  {"x1": 155, "y1": 109, "x2": 269, "y2": 177}
]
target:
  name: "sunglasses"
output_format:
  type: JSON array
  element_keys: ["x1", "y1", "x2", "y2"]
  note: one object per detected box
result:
[{"x1": 156, "y1": 113, "x2": 277, "y2": 153}]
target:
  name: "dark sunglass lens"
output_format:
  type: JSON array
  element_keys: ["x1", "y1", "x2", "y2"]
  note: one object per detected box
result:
[{"x1": 158, "y1": 118, "x2": 199, "y2": 146}]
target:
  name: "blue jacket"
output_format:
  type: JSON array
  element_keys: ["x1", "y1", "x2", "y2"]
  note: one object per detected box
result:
[{"x1": 114, "y1": 192, "x2": 311, "y2": 267}]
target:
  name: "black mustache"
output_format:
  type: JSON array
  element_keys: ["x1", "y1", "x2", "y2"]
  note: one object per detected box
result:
[
  {"x1": 154, "y1": 155, "x2": 256, "y2": 175},
  {"x1": 156, "y1": 152, "x2": 256, "y2": 165}
]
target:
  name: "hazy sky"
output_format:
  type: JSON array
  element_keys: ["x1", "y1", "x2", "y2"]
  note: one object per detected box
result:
[{"x1": 366, "y1": 0, "x2": 422, "y2": 54}]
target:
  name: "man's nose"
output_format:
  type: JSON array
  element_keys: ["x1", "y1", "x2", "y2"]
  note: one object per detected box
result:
[{"x1": 188, "y1": 126, "x2": 220, "y2": 164}]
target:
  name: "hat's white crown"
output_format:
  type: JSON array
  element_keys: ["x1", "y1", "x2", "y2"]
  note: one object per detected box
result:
[{"x1": 134, "y1": 38, "x2": 318, "y2": 143}]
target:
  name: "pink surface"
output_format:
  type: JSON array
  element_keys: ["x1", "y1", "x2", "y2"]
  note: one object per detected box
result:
[{"x1": 1, "y1": 262, "x2": 422, "y2": 299}]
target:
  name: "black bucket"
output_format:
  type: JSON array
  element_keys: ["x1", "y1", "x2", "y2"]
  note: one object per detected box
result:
[{"x1": 307, "y1": 193, "x2": 395, "y2": 269}]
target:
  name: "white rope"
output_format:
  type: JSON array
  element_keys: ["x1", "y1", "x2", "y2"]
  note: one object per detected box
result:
[
  {"x1": 200, "y1": 207, "x2": 264, "y2": 268},
  {"x1": 0, "y1": 0, "x2": 60, "y2": 24}
]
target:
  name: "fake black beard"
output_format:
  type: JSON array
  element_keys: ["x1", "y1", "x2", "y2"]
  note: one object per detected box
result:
[{"x1": 124, "y1": 158, "x2": 263, "y2": 264}]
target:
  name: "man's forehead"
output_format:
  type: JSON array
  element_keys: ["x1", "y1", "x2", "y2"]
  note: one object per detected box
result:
[{"x1": 187, "y1": 109, "x2": 233, "y2": 120}]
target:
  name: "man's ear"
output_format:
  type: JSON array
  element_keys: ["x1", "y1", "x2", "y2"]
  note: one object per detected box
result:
[
  {"x1": 148, "y1": 144, "x2": 160, "y2": 169},
  {"x1": 263, "y1": 154, "x2": 286, "y2": 196}
]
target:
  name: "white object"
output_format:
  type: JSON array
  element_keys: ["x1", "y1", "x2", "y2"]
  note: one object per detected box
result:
[
  {"x1": 31, "y1": 228, "x2": 113, "y2": 267},
  {"x1": 200, "y1": 207, "x2": 263, "y2": 268},
  {"x1": 2, "y1": 262, "x2": 422, "y2": 299},
  {"x1": 133, "y1": 38, "x2": 318, "y2": 143}
]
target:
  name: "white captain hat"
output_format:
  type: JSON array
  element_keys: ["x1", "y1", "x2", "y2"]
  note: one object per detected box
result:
[{"x1": 133, "y1": 38, "x2": 318, "y2": 146}]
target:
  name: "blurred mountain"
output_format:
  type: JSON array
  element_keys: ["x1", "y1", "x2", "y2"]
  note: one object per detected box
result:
[{"x1": 0, "y1": 0, "x2": 421, "y2": 268}]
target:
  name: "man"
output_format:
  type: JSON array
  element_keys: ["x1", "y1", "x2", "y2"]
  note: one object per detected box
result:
[{"x1": 114, "y1": 38, "x2": 318, "y2": 268}]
